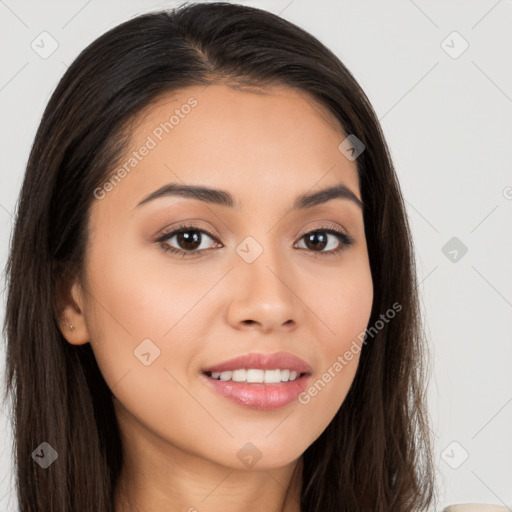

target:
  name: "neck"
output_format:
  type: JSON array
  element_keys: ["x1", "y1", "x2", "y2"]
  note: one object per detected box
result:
[{"x1": 114, "y1": 456, "x2": 303, "y2": 512}]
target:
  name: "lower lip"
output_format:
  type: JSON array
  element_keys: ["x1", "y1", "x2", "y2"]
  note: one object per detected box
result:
[{"x1": 201, "y1": 373, "x2": 311, "y2": 410}]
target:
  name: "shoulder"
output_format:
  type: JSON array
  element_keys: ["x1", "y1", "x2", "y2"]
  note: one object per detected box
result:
[{"x1": 442, "y1": 505, "x2": 510, "y2": 512}]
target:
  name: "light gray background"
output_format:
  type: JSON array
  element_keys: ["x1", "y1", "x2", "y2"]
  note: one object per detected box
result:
[{"x1": 1, "y1": 1, "x2": 511, "y2": 510}]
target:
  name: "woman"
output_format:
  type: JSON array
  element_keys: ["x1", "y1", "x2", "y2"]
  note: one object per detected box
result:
[{"x1": 3, "y1": 2, "x2": 436, "y2": 510}]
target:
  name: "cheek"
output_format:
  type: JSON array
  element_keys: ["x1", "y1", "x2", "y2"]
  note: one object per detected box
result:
[
  {"x1": 82, "y1": 233, "x2": 214, "y2": 398},
  {"x1": 296, "y1": 256, "x2": 373, "y2": 428},
  {"x1": 304, "y1": 250, "x2": 373, "y2": 345},
  {"x1": 327, "y1": 257, "x2": 373, "y2": 374},
  {"x1": 83, "y1": 251, "x2": 214, "y2": 446}
]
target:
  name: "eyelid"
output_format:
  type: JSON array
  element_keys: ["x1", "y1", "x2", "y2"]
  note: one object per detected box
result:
[{"x1": 155, "y1": 222, "x2": 221, "y2": 246}]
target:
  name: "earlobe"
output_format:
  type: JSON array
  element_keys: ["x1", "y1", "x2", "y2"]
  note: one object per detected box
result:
[
  {"x1": 57, "y1": 275, "x2": 90, "y2": 346},
  {"x1": 59, "y1": 315, "x2": 89, "y2": 346}
]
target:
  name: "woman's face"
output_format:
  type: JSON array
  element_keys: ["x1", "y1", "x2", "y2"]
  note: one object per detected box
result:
[{"x1": 68, "y1": 84, "x2": 373, "y2": 470}]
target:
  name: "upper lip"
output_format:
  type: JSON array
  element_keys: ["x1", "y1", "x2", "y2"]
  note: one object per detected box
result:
[{"x1": 202, "y1": 351, "x2": 313, "y2": 374}]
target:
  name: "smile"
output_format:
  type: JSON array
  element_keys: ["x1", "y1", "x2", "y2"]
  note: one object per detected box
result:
[{"x1": 205, "y1": 368, "x2": 303, "y2": 383}]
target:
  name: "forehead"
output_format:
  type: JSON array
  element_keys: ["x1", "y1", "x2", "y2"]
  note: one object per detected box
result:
[{"x1": 94, "y1": 83, "x2": 360, "y2": 217}]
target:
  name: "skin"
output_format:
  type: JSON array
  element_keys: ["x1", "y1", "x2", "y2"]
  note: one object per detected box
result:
[{"x1": 58, "y1": 84, "x2": 373, "y2": 512}]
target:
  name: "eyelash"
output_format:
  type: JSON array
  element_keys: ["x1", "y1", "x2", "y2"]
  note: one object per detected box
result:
[{"x1": 155, "y1": 222, "x2": 355, "y2": 258}]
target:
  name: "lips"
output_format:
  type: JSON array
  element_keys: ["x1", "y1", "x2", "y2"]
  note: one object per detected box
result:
[
  {"x1": 201, "y1": 352, "x2": 313, "y2": 410},
  {"x1": 201, "y1": 351, "x2": 313, "y2": 375}
]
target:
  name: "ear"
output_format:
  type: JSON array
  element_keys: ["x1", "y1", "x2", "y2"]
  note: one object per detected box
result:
[{"x1": 56, "y1": 274, "x2": 90, "y2": 346}]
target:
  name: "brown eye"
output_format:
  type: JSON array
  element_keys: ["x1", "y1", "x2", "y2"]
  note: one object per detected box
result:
[
  {"x1": 296, "y1": 227, "x2": 355, "y2": 255},
  {"x1": 303, "y1": 231, "x2": 329, "y2": 251},
  {"x1": 174, "y1": 230, "x2": 202, "y2": 251},
  {"x1": 156, "y1": 224, "x2": 221, "y2": 257}
]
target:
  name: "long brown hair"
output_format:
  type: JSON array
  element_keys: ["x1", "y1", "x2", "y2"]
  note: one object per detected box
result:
[{"x1": 3, "y1": 2, "x2": 436, "y2": 510}]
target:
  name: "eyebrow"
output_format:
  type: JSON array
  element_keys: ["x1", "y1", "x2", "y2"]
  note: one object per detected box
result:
[{"x1": 134, "y1": 182, "x2": 364, "y2": 211}]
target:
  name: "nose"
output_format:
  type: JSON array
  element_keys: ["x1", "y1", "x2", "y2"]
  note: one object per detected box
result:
[{"x1": 225, "y1": 244, "x2": 301, "y2": 334}]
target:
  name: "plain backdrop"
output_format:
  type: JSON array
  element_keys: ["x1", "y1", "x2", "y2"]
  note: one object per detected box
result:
[{"x1": 1, "y1": 1, "x2": 511, "y2": 510}]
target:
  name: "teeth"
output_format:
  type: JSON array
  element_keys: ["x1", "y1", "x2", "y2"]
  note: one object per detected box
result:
[
  {"x1": 232, "y1": 369, "x2": 246, "y2": 382},
  {"x1": 247, "y1": 369, "x2": 264, "y2": 383},
  {"x1": 260, "y1": 369, "x2": 280, "y2": 384},
  {"x1": 207, "y1": 369, "x2": 302, "y2": 383}
]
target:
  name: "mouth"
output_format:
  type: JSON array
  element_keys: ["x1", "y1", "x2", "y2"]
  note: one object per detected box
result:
[{"x1": 200, "y1": 352, "x2": 312, "y2": 410}]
